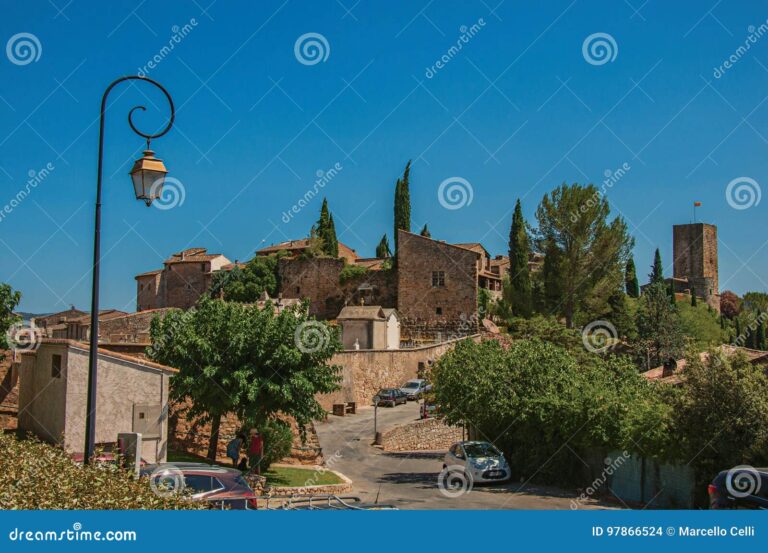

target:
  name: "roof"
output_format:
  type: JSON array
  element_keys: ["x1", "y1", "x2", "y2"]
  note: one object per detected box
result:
[
  {"x1": 135, "y1": 269, "x2": 162, "y2": 279},
  {"x1": 642, "y1": 345, "x2": 768, "y2": 384},
  {"x1": 22, "y1": 338, "x2": 178, "y2": 374},
  {"x1": 382, "y1": 308, "x2": 400, "y2": 321},
  {"x1": 337, "y1": 306, "x2": 386, "y2": 320},
  {"x1": 68, "y1": 310, "x2": 128, "y2": 325},
  {"x1": 164, "y1": 248, "x2": 224, "y2": 264},
  {"x1": 219, "y1": 261, "x2": 247, "y2": 271},
  {"x1": 354, "y1": 257, "x2": 388, "y2": 270},
  {"x1": 454, "y1": 243, "x2": 490, "y2": 257},
  {"x1": 257, "y1": 239, "x2": 357, "y2": 259},
  {"x1": 398, "y1": 230, "x2": 483, "y2": 257},
  {"x1": 101, "y1": 308, "x2": 178, "y2": 323}
]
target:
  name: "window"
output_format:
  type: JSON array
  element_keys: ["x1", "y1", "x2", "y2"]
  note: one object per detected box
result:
[
  {"x1": 51, "y1": 354, "x2": 62, "y2": 378},
  {"x1": 431, "y1": 271, "x2": 445, "y2": 287},
  {"x1": 184, "y1": 474, "x2": 224, "y2": 495},
  {"x1": 436, "y1": 307, "x2": 443, "y2": 316}
]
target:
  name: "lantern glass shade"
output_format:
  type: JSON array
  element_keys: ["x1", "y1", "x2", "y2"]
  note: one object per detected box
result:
[{"x1": 129, "y1": 150, "x2": 168, "y2": 206}]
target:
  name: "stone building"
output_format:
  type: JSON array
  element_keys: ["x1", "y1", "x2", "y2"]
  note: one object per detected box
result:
[
  {"x1": 256, "y1": 239, "x2": 359, "y2": 263},
  {"x1": 337, "y1": 305, "x2": 401, "y2": 350},
  {"x1": 672, "y1": 223, "x2": 719, "y2": 310},
  {"x1": 50, "y1": 309, "x2": 128, "y2": 341},
  {"x1": 33, "y1": 306, "x2": 86, "y2": 336},
  {"x1": 135, "y1": 248, "x2": 231, "y2": 311}
]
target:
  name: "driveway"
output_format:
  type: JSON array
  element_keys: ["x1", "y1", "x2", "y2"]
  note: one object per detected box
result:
[{"x1": 315, "y1": 401, "x2": 619, "y2": 510}]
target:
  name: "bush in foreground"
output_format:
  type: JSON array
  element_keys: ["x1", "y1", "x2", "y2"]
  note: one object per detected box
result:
[{"x1": 0, "y1": 433, "x2": 204, "y2": 510}]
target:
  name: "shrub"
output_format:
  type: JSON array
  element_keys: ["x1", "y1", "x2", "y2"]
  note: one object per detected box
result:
[
  {"x1": 339, "y1": 264, "x2": 368, "y2": 284},
  {"x1": 0, "y1": 433, "x2": 204, "y2": 509},
  {"x1": 257, "y1": 419, "x2": 293, "y2": 471}
]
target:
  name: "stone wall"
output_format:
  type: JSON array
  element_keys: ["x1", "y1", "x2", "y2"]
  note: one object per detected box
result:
[
  {"x1": 0, "y1": 350, "x2": 18, "y2": 430},
  {"x1": 381, "y1": 417, "x2": 463, "y2": 452},
  {"x1": 318, "y1": 335, "x2": 479, "y2": 411},
  {"x1": 98, "y1": 308, "x2": 178, "y2": 344},
  {"x1": 396, "y1": 230, "x2": 479, "y2": 341},
  {"x1": 673, "y1": 223, "x2": 718, "y2": 295},
  {"x1": 279, "y1": 257, "x2": 396, "y2": 320}
]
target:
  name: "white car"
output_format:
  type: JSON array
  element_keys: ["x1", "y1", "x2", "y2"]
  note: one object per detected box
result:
[
  {"x1": 399, "y1": 379, "x2": 428, "y2": 400},
  {"x1": 443, "y1": 441, "x2": 511, "y2": 483}
]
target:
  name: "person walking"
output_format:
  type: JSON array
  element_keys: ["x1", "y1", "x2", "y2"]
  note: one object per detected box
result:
[
  {"x1": 248, "y1": 428, "x2": 264, "y2": 475},
  {"x1": 226, "y1": 432, "x2": 245, "y2": 468}
]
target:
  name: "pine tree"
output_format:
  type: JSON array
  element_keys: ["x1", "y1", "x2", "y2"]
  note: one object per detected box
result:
[
  {"x1": 420, "y1": 224, "x2": 431, "y2": 238},
  {"x1": 375, "y1": 234, "x2": 391, "y2": 258},
  {"x1": 691, "y1": 286, "x2": 697, "y2": 307},
  {"x1": 625, "y1": 257, "x2": 640, "y2": 298},
  {"x1": 541, "y1": 234, "x2": 563, "y2": 316},
  {"x1": 508, "y1": 199, "x2": 533, "y2": 317},
  {"x1": 649, "y1": 248, "x2": 664, "y2": 285}
]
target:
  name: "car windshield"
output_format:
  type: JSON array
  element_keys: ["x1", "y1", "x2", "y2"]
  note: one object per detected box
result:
[
  {"x1": 379, "y1": 390, "x2": 394, "y2": 396},
  {"x1": 403, "y1": 382, "x2": 420, "y2": 389},
  {"x1": 463, "y1": 443, "x2": 501, "y2": 458}
]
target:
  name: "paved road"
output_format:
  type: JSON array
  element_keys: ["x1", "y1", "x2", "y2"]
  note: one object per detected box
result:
[{"x1": 315, "y1": 401, "x2": 618, "y2": 510}]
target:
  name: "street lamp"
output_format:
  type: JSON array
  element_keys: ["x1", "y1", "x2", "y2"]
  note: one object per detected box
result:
[{"x1": 84, "y1": 76, "x2": 175, "y2": 464}]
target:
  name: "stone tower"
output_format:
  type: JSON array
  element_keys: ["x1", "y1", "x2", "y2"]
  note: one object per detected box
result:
[{"x1": 672, "y1": 223, "x2": 719, "y2": 309}]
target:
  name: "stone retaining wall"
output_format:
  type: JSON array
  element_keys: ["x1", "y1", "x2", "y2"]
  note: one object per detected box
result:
[{"x1": 381, "y1": 417, "x2": 463, "y2": 452}]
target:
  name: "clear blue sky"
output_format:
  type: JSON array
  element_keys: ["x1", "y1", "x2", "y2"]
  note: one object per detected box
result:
[{"x1": 2, "y1": 0, "x2": 767, "y2": 313}]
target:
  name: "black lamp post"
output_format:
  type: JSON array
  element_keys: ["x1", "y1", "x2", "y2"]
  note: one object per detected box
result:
[{"x1": 84, "y1": 76, "x2": 175, "y2": 464}]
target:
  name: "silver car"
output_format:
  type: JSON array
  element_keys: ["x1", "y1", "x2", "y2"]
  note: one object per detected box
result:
[
  {"x1": 443, "y1": 441, "x2": 511, "y2": 483},
  {"x1": 400, "y1": 378, "x2": 429, "y2": 400}
]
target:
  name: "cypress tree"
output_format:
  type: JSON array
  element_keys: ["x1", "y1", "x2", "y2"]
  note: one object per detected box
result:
[
  {"x1": 757, "y1": 318, "x2": 766, "y2": 350},
  {"x1": 375, "y1": 234, "x2": 391, "y2": 258},
  {"x1": 735, "y1": 318, "x2": 742, "y2": 340},
  {"x1": 508, "y1": 199, "x2": 533, "y2": 317},
  {"x1": 691, "y1": 286, "x2": 697, "y2": 307},
  {"x1": 420, "y1": 224, "x2": 431, "y2": 238},
  {"x1": 393, "y1": 161, "x2": 412, "y2": 261},
  {"x1": 649, "y1": 248, "x2": 664, "y2": 285},
  {"x1": 625, "y1": 257, "x2": 640, "y2": 298},
  {"x1": 327, "y1": 214, "x2": 339, "y2": 258},
  {"x1": 315, "y1": 198, "x2": 331, "y2": 256},
  {"x1": 746, "y1": 326, "x2": 756, "y2": 349}
]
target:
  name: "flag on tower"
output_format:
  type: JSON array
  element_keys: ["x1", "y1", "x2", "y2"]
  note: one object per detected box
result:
[{"x1": 694, "y1": 201, "x2": 702, "y2": 206}]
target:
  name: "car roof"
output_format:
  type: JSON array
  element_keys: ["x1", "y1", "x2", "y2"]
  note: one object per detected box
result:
[{"x1": 143, "y1": 462, "x2": 241, "y2": 475}]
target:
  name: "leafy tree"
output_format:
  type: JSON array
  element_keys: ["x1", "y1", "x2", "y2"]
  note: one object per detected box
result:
[
  {"x1": 635, "y1": 282, "x2": 684, "y2": 370},
  {"x1": 507, "y1": 199, "x2": 533, "y2": 317},
  {"x1": 719, "y1": 290, "x2": 741, "y2": 319},
  {"x1": 625, "y1": 257, "x2": 640, "y2": 298},
  {"x1": 535, "y1": 183, "x2": 633, "y2": 327},
  {"x1": 375, "y1": 234, "x2": 391, "y2": 258},
  {"x1": 393, "y1": 161, "x2": 412, "y2": 258},
  {"x1": 477, "y1": 287, "x2": 492, "y2": 318},
  {"x1": 677, "y1": 301, "x2": 728, "y2": 349},
  {"x1": 209, "y1": 254, "x2": 282, "y2": 303},
  {"x1": 420, "y1": 224, "x2": 431, "y2": 238},
  {"x1": 0, "y1": 284, "x2": 21, "y2": 351},
  {"x1": 649, "y1": 248, "x2": 664, "y2": 285},
  {"x1": 606, "y1": 288, "x2": 637, "y2": 342},
  {"x1": 149, "y1": 297, "x2": 342, "y2": 459}
]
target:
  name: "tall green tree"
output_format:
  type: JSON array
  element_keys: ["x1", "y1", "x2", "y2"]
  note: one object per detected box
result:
[
  {"x1": 541, "y1": 234, "x2": 563, "y2": 315},
  {"x1": 420, "y1": 224, "x2": 431, "y2": 238},
  {"x1": 209, "y1": 254, "x2": 283, "y2": 302},
  {"x1": 508, "y1": 199, "x2": 533, "y2": 317},
  {"x1": 393, "y1": 161, "x2": 412, "y2": 258},
  {"x1": 535, "y1": 183, "x2": 633, "y2": 327},
  {"x1": 635, "y1": 282, "x2": 684, "y2": 370},
  {"x1": 756, "y1": 318, "x2": 766, "y2": 350},
  {"x1": 313, "y1": 198, "x2": 338, "y2": 257},
  {"x1": 625, "y1": 257, "x2": 640, "y2": 298},
  {"x1": 375, "y1": 234, "x2": 391, "y2": 258},
  {"x1": 327, "y1": 214, "x2": 339, "y2": 258},
  {"x1": 690, "y1": 286, "x2": 697, "y2": 307},
  {"x1": 649, "y1": 248, "x2": 664, "y2": 285},
  {"x1": 149, "y1": 297, "x2": 342, "y2": 459},
  {"x1": 0, "y1": 284, "x2": 21, "y2": 352}
]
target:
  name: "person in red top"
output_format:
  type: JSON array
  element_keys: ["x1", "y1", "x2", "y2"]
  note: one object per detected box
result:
[{"x1": 248, "y1": 429, "x2": 264, "y2": 475}]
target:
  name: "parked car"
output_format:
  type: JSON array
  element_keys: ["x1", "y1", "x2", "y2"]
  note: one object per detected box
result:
[
  {"x1": 443, "y1": 441, "x2": 511, "y2": 483},
  {"x1": 399, "y1": 379, "x2": 430, "y2": 400},
  {"x1": 420, "y1": 400, "x2": 438, "y2": 419},
  {"x1": 375, "y1": 388, "x2": 407, "y2": 407},
  {"x1": 708, "y1": 467, "x2": 768, "y2": 509},
  {"x1": 141, "y1": 462, "x2": 258, "y2": 509}
]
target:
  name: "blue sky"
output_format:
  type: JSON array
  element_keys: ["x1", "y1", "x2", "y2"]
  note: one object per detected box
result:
[{"x1": 2, "y1": 0, "x2": 768, "y2": 313}]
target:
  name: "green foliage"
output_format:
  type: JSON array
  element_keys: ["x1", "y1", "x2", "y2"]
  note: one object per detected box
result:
[
  {"x1": 676, "y1": 300, "x2": 728, "y2": 350},
  {"x1": 507, "y1": 199, "x2": 533, "y2": 317},
  {"x1": 0, "y1": 283, "x2": 21, "y2": 350},
  {"x1": 742, "y1": 291, "x2": 768, "y2": 313},
  {"x1": 149, "y1": 297, "x2": 342, "y2": 458},
  {"x1": 634, "y1": 282, "x2": 684, "y2": 370},
  {"x1": 535, "y1": 183, "x2": 633, "y2": 327},
  {"x1": 625, "y1": 257, "x2": 640, "y2": 298},
  {"x1": 0, "y1": 433, "x2": 204, "y2": 509},
  {"x1": 209, "y1": 254, "x2": 282, "y2": 303},
  {"x1": 649, "y1": 248, "x2": 664, "y2": 285},
  {"x1": 540, "y1": 234, "x2": 563, "y2": 315},
  {"x1": 605, "y1": 288, "x2": 637, "y2": 342},
  {"x1": 375, "y1": 234, "x2": 391, "y2": 258},
  {"x1": 420, "y1": 224, "x2": 431, "y2": 238},
  {"x1": 313, "y1": 198, "x2": 339, "y2": 258},
  {"x1": 393, "y1": 160, "x2": 412, "y2": 258},
  {"x1": 339, "y1": 263, "x2": 368, "y2": 284},
  {"x1": 477, "y1": 288, "x2": 492, "y2": 318},
  {"x1": 506, "y1": 315, "x2": 584, "y2": 353},
  {"x1": 431, "y1": 339, "x2": 669, "y2": 485},
  {"x1": 690, "y1": 287, "x2": 697, "y2": 307},
  {"x1": 251, "y1": 419, "x2": 293, "y2": 472}
]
